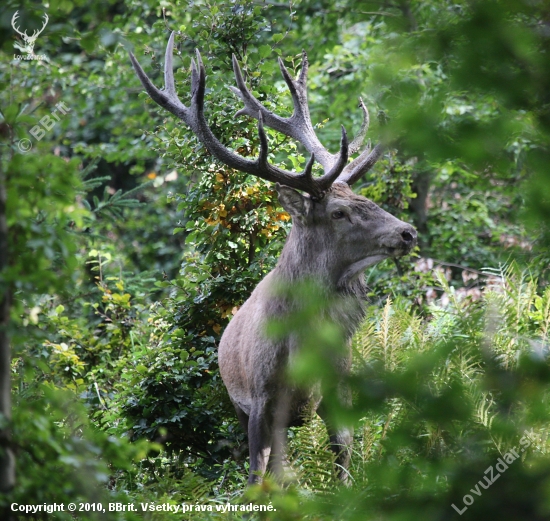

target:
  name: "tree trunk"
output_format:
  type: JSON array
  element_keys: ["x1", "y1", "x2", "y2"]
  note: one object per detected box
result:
[
  {"x1": 409, "y1": 169, "x2": 432, "y2": 250},
  {"x1": 0, "y1": 154, "x2": 15, "y2": 494}
]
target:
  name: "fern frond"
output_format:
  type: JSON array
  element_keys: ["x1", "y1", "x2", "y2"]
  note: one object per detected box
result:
[{"x1": 287, "y1": 416, "x2": 337, "y2": 491}]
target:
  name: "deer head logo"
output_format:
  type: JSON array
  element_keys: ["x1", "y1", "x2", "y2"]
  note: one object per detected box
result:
[{"x1": 11, "y1": 11, "x2": 49, "y2": 56}]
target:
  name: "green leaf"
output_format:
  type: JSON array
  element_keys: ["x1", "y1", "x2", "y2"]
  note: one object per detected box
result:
[{"x1": 259, "y1": 44, "x2": 271, "y2": 59}]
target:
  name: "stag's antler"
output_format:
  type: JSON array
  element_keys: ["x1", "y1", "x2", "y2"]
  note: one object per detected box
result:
[
  {"x1": 230, "y1": 52, "x2": 383, "y2": 186},
  {"x1": 129, "y1": 33, "x2": 382, "y2": 196}
]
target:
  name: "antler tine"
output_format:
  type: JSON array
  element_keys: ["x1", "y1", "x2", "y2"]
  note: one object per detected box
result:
[
  {"x1": 256, "y1": 112, "x2": 269, "y2": 168},
  {"x1": 337, "y1": 143, "x2": 384, "y2": 186},
  {"x1": 191, "y1": 49, "x2": 207, "y2": 110},
  {"x1": 315, "y1": 126, "x2": 349, "y2": 190},
  {"x1": 255, "y1": 114, "x2": 347, "y2": 198},
  {"x1": 348, "y1": 98, "x2": 370, "y2": 155},
  {"x1": 163, "y1": 31, "x2": 177, "y2": 99},
  {"x1": 296, "y1": 50, "x2": 309, "y2": 87},
  {"x1": 277, "y1": 56, "x2": 300, "y2": 96},
  {"x1": 301, "y1": 153, "x2": 316, "y2": 184},
  {"x1": 230, "y1": 54, "x2": 263, "y2": 119},
  {"x1": 276, "y1": 56, "x2": 321, "y2": 151},
  {"x1": 231, "y1": 52, "x2": 338, "y2": 173},
  {"x1": 129, "y1": 40, "x2": 188, "y2": 120}
]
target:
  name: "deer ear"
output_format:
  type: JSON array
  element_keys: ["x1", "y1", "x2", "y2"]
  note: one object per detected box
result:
[{"x1": 276, "y1": 184, "x2": 312, "y2": 220}]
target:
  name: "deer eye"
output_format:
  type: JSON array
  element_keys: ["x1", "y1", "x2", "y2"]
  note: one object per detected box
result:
[{"x1": 331, "y1": 210, "x2": 346, "y2": 220}]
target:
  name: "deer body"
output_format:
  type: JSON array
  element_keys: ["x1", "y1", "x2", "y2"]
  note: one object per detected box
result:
[
  {"x1": 130, "y1": 33, "x2": 416, "y2": 484},
  {"x1": 219, "y1": 182, "x2": 415, "y2": 482}
]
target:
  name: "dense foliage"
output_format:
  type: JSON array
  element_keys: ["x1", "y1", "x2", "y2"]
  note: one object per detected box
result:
[{"x1": 1, "y1": 0, "x2": 549, "y2": 519}]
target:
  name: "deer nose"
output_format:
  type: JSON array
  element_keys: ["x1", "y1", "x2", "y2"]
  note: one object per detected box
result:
[{"x1": 400, "y1": 228, "x2": 417, "y2": 246}]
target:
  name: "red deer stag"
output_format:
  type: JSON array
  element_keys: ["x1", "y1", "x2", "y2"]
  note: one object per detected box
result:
[{"x1": 130, "y1": 33, "x2": 417, "y2": 484}]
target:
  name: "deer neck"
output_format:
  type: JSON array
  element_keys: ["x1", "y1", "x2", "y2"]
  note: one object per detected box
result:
[
  {"x1": 274, "y1": 225, "x2": 367, "y2": 297},
  {"x1": 271, "y1": 226, "x2": 367, "y2": 339}
]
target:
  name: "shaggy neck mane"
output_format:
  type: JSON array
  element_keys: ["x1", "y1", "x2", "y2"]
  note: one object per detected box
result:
[{"x1": 274, "y1": 223, "x2": 368, "y2": 299}]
